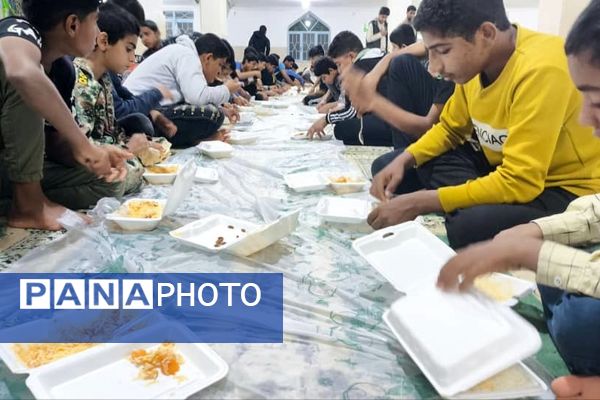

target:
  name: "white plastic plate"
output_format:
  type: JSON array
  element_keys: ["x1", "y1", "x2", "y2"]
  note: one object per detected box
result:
[
  {"x1": 25, "y1": 343, "x2": 228, "y2": 400},
  {"x1": 317, "y1": 197, "x2": 372, "y2": 224},
  {"x1": 384, "y1": 287, "x2": 542, "y2": 398},
  {"x1": 106, "y1": 199, "x2": 166, "y2": 232},
  {"x1": 229, "y1": 132, "x2": 259, "y2": 145},
  {"x1": 238, "y1": 112, "x2": 255, "y2": 124},
  {"x1": 194, "y1": 167, "x2": 219, "y2": 184},
  {"x1": 291, "y1": 131, "x2": 333, "y2": 141},
  {"x1": 170, "y1": 211, "x2": 300, "y2": 257},
  {"x1": 353, "y1": 221, "x2": 455, "y2": 294},
  {"x1": 143, "y1": 164, "x2": 180, "y2": 185},
  {"x1": 328, "y1": 174, "x2": 368, "y2": 195},
  {"x1": 169, "y1": 215, "x2": 258, "y2": 253},
  {"x1": 197, "y1": 141, "x2": 234, "y2": 159},
  {"x1": 449, "y1": 362, "x2": 548, "y2": 400},
  {"x1": 284, "y1": 172, "x2": 330, "y2": 193}
]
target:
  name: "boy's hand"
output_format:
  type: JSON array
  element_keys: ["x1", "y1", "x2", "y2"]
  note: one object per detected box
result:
[
  {"x1": 126, "y1": 134, "x2": 163, "y2": 156},
  {"x1": 307, "y1": 117, "x2": 327, "y2": 139},
  {"x1": 233, "y1": 96, "x2": 250, "y2": 106},
  {"x1": 222, "y1": 105, "x2": 240, "y2": 124},
  {"x1": 370, "y1": 154, "x2": 408, "y2": 201},
  {"x1": 225, "y1": 80, "x2": 243, "y2": 93},
  {"x1": 436, "y1": 236, "x2": 543, "y2": 291},
  {"x1": 103, "y1": 145, "x2": 133, "y2": 182},
  {"x1": 73, "y1": 143, "x2": 132, "y2": 180},
  {"x1": 157, "y1": 85, "x2": 174, "y2": 102}
]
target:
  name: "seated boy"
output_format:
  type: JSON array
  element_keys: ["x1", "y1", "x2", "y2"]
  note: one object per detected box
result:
[
  {"x1": 341, "y1": 23, "x2": 455, "y2": 179},
  {"x1": 437, "y1": 3, "x2": 600, "y2": 395},
  {"x1": 312, "y1": 57, "x2": 343, "y2": 114},
  {"x1": 369, "y1": 0, "x2": 600, "y2": 250},
  {"x1": 124, "y1": 33, "x2": 242, "y2": 148},
  {"x1": 67, "y1": 3, "x2": 161, "y2": 207},
  {"x1": 0, "y1": 0, "x2": 130, "y2": 230},
  {"x1": 307, "y1": 31, "x2": 392, "y2": 147}
]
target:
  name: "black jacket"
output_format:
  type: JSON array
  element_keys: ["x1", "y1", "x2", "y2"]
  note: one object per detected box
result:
[{"x1": 249, "y1": 31, "x2": 270, "y2": 55}]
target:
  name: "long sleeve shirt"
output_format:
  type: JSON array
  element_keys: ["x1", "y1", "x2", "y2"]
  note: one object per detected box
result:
[
  {"x1": 533, "y1": 195, "x2": 600, "y2": 298},
  {"x1": 109, "y1": 72, "x2": 162, "y2": 119},
  {"x1": 406, "y1": 26, "x2": 600, "y2": 213},
  {"x1": 124, "y1": 35, "x2": 230, "y2": 107}
]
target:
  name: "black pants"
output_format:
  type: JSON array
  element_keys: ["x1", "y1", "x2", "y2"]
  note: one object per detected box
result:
[
  {"x1": 372, "y1": 143, "x2": 578, "y2": 249},
  {"x1": 117, "y1": 113, "x2": 155, "y2": 138},
  {"x1": 334, "y1": 115, "x2": 393, "y2": 147},
  {"x1": 157, "y1": 103, "x2": 224, "y2": 149}
]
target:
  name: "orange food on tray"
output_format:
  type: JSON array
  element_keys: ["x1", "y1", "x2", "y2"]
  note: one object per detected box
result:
[{"x1": 129, "y1": 343, "x2": 184, "y2": 381}]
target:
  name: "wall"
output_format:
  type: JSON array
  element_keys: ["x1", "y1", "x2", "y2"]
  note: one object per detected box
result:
[
  {"x1": 228, "y1": 5, "x2": 380, "y2": 59},
  {"x1": 507, "y1": 7, "x2": 539, "y2": 30}
]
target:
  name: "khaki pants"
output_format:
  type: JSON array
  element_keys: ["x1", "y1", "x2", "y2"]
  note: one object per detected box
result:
[{"x1": 0, "y1": 62, "x2": 144, "y2": 210}]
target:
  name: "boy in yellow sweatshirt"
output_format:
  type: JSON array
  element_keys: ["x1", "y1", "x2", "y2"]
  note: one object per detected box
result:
[
  {"x1": 369, "y1": 0, "x2": 600, "y2": 249},
  {"x1": 437, "y1": 2, "x2": 600, "y2": 396}
]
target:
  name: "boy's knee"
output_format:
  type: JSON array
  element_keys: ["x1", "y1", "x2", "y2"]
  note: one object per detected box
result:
[{"x1": 545, "y1": 295, "x2": 600, "y2": 375}]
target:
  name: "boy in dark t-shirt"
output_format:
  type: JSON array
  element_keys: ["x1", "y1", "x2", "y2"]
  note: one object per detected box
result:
[{"x1": 0, "y1": 1, "x2": 131, "y2": 231}]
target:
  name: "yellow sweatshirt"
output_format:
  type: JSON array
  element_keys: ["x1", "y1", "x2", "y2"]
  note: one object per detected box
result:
[{"x1": 406, "y1": 26, "x2": 600, "y2": 213}]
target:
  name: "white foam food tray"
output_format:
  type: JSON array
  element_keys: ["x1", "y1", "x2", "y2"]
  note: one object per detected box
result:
[
  {"x1": 143, "y1": 164, "x2": 180, "y2": 185},
  {"x1": 106, "y1": 199, "x2": 167, "y2": 232},
  {"x1": 284, "y1": 172, "x2": 330, "y2": 193},
  {"x1": 25, "y1": 342, "x2": 228, "y2": 400},
  {"x1": 170, "y1": 210, "x2": 300, "y2": 257},
  {"x1": 229, "y1": 131, "x2": 259, "y2": 145},
  {"x1": 353, "y1": 221, "x2": 455, "y2": 294},
  {"x1": 383, "y1": 287, "x2": 541, "y2": 398},
  {"x1": 353, "y1": 221, "x2": 536, "y2": 303},
  {"x1": 0, "y1": 343, "x2": 98, "y2": 375},
  {"x1": 328, "y1": 174, "x2": 368, "y2": 195},
  {"x1": 197, "y1": 141, "x2": 234, "y2": 159},
  {"x1": 317, "y1": 197, "x2": 373, "y2": 224},
  {"x1": 291, "y1": 131, "x2": 333, "y2": 141},
  {"x1": 448, "y1": 361, "x2": 548, "y2": 400},
  {"x1": 194, "y1": 167, "x2": 219, "y2": 184}
]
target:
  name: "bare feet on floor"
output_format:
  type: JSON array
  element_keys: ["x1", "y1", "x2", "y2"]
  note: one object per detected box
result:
[{"x1": 6, "y1": 182, "x2": 81, "y2": 231}]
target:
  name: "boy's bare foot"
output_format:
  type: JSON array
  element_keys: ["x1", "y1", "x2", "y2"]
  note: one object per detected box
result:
[
  {"x1": 7, "y1": 182, "x2": 69, "y2": 231},
  {"x1": 151, "y1": 111, "x2": 178, "y2": 139}
]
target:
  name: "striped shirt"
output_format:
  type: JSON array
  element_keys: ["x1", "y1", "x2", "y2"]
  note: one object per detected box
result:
[{"x1": 533, "y1": 194, "x2": 600, "y2": 298}]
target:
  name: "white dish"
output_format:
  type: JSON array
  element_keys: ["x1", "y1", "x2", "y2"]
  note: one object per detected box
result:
[
  {"x1": 229, "y1": 132, "x2": 259, "y2": 145},
  {"x1": 197, "y1": 141, "x2": 234, "y2": 159},
  {"x1": 0, "y1": 343, "x2": 98, "y2": 375},
  {"x1": 284, "y1": 172, "x2": 330, "y2": 193},
  {"x1": 26, "y1": 342, "x2": 228, "y2": 400},
  {"x1": 317, "y1": 197, "x2": 373, "y2": 224},
  {"x1": 253, "y1": 106, "x2": 276, "y2": 116},
  {"x1": 449, "y1": 362, "x2": 548, "y2": 400},
  {"x1": 106, "y1": 161, "x2": 196, "y2": 232},
  {"x1": 143, "y1": 164, "x2": 180, "y2": 185},
  {"x1": 170, "y1": 211, "x2": 300, "y2": 257},
  {"x1": 106, "y1": 199, "x2": 166, "y2": 232},
  {"x1": 238, "y1": 106, "x2": 254, "y2": 112},
  {"x1": 262, "y1": 101, "x2": 288, "y2": 109},
  {"x1": 383, "y1": 287, "x2": 541, "y2": 398},
  {"x1": 238, "y1": 111, "x2": 255, "y2": 124},
  {"x1": 291, "y1": 131, "x2": 333, "y2": 141},
  {"x1": 328, "y1": 175, "x2": 368, "y2": 195},
  {"x1": 194, "y1": 167, "x2": 219, "y2": 184},
  {"x1": 170, "y1": 215, "x2": 259, "y2": 254},
  {"x1": 353, "y1": 222, "x2": 536, "y2": 304},
  {"x1": 353, "y1": 222, "x2": 455, "y2": 294}
]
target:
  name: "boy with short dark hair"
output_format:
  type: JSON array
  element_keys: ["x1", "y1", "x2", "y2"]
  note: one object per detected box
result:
[
  {"x1": 369, "y1": 0, "x2": 600, "y2": 251},
  {"x1": 308, "y1": 31, "x2": 391, "y2": 146},
  {"x1": 66, "y1": 2, "x2": 158, "y2": 209},
  {"x1": 0, "y1": 0, "x2": 130, "y2": 230},
  {"x1": 313, "y1": 57, "x2": 342, "y2": 114},
  {"x1": 437, "y1": 3, "x2": 600, "y2": 396},
  {"x1": 124, "y1": 33, "x2": 242, "y2": 148},
  {"x1": 366, "y1": 6, "x2": 390, "y2": 52}
]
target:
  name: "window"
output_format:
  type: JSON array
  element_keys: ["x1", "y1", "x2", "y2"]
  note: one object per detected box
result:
[
  {"x1": 287, "y1": 12, "x2": 330, "y2": 61},
  {"x1": 164, "y1": 10, "x2": 195, "y2": 38}
]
